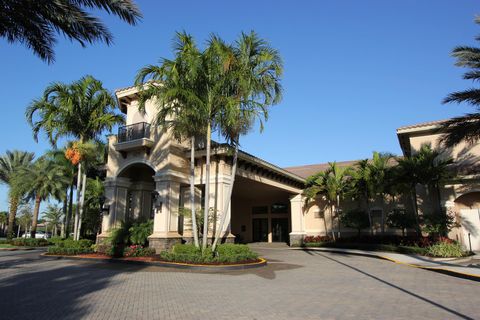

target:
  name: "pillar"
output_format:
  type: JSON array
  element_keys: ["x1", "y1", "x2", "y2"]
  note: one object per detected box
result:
[
  {"x1": 148, "y1": 172, "x2": 183, "y2": 252},
  {"x1": 97, "y1": 177, "x2": 131, "y2": 243},
  {"x1": 289, "y1": 194, "x2": 306, "y2": 246}
]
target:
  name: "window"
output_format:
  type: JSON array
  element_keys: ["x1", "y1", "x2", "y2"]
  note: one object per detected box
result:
[
  {"x1": 252, "y1": 206, "x2": 268, "y2": 215},
  {"x1": 314, "y1": 210, "x2": 324, "y2": 219},
  {"x1": 271, "y1": 203, "x2": 288, "y2": 214}
]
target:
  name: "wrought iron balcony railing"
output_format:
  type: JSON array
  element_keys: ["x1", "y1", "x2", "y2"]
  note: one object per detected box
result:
[{"x1": 117, "y1": 122, "x2": 151, "y2": 143}]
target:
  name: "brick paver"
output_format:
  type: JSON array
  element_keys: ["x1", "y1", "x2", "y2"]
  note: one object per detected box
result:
[{"x1": 0, "y1": 247, "x2": 479, "y2": 320}]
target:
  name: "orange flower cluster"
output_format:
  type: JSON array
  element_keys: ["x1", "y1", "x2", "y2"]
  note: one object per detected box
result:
[{"x1": 65, "y1": 143, "x2": 82, "y2": 165}]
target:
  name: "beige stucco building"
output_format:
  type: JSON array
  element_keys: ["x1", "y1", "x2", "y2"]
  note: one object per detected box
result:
[{"x1": 98, "y1": 86, "x2": 480, "y2": 252}]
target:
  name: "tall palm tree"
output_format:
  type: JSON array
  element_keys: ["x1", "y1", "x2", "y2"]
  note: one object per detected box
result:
[
  {"x1": 440, "y1": 17, "x2": 480, "y2": 147},
  {"x1": 136, "y1": 34, "x2": 234, "y2": 250},
  {"x1": 350, "y1": 159, "x2": 374, "y2": 233},
  {"x1": 0, "y1": 0, "x2": 142, "y2": 63},
  {"x1": 366, "y1": 152, "x2": 394, "y2": 234},
  {"x1": 43, "y1": 204, "x2": 63, "y2": 236},
  {"x1": 43, "y1": 148, "x2": 76, "y2": 237},
  {"x1": 135, "y1": 32, "x2": 206, "y2": 248},
  {"x1": 0, "y1": 211, "x2": 7, "y2": 236},
  {"x1": 26, "y1": 75, "x2": 124, "y2": 240},
  {"x1": 212, "y1": 31, "x2": 283, "y2": 251},
  {"x1": 304, "y1": 162, "x2": 351, "y2": 241},
  {"x1": 0, "y1": 150, "x2": 35, "y2": 239},
  {"x1": 17, "y1": 158, "x2": 69, "y2": 238}
]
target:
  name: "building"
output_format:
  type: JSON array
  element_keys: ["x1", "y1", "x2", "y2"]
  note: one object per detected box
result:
[{"x1": 98, "y1": 86, "x2": 480, "y2": 252}]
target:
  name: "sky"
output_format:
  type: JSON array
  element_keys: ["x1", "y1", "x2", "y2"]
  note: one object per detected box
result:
[{"x1": 0, "y1": 0, "x2": 478, "y2": 211}]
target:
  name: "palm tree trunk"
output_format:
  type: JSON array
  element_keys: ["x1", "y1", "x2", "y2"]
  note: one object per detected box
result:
[
  {"x1": 365, "y1": 194, "x2": 373, "y2": 236},
  {"x1": 7, "y1": 196, "x2": 19, "y2": 240},
  {"x1": 73, "y1": 163, "x2": 82, "y2": 241},
  {"x1": 61, "y1": 187, "x2": 68, "y2": 238},
  {"x1": 202, "y1": 123, "x2": 212, "y2": 250},
  {"x1": 30, "y1": 195, "x2": 41, "y2": 238},
  {"x1": 66, "y1": 181, "x2": 74, "y2": 238},
  {"x1": 410, "y1": 184, "x2": 421, "y2": 235},
  {"x1": 212, "y1": 141, "x2": 239, "y2": 252},
  {"x1": 76, "y1": 173, "x2": 87, "y2": 241},
  {"x1": 330, "y1": 204, "x2": 336, "y2": 241},
  {"x1": 190, "y1": 136, "x2": 199, "y2": 248}
]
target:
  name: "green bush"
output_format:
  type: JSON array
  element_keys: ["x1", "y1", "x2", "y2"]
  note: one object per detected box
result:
[
  {"x1": 129, "y1": 220, "x2": 153, "y2": 246},
  {"x1": 55, "y1": 239, "x2": 93, "y2": 249},
  {"x1": 124, "y1": 245, "x2": 156, "y2": 257},
  {"x1": 426, "y1": 241, "x2": 466, "y2": 258},
  {"x1": 94, "y1": 244, "x2": 115, "y2": 256},
  {"x1": 160, "y1": 244, "x2": 258, "y2": 264},
  {"x1": 11, "y1": 238, "x2": 48, "y2": 247},
  {"x1": 0, "y1": 239, "x2": 12, "y2": 245},
  {"x1": 47, "y1": 246, "x2": 93, "y2": 255},
  {"x1": 48, "y1": 236, "x2": 65, "y2": 246}
]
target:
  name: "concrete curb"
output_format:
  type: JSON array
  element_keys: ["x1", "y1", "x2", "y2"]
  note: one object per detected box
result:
[
  {"x1": 40, "y1": 253, "x2": 267, "y2": 271},
  {"x1": 297, "y1": 247, "x2": 480, "y2": 282}
]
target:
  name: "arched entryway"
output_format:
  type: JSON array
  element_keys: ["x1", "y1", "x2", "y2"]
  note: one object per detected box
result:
[
  {"x1": 455, "y1": 192, "x2": 480, "y2": 251},
  {"x1": 117, "y1": 163, "x2": 156, "y2": 222}
]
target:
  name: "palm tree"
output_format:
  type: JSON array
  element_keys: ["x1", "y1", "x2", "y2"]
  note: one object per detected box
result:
[
  {"x1": 304, "y1": 162, "x2": 351, "y2": 241},
  {"x1": 440, "y1": 17, "x2": 480, "y2": 147},
  {"x1": 17, "y1": 158, "x2": 69, "y2": 238},
  {"x1": 43, "y1": 204, "x2": 63, "y2": 236},
  {"x1": 0, "y1": 0, "x2": 142, "y2": 63},
  {"x1": 212, "y1": 31, "x2": 283, "y2": 251},
  {"x1": 0, "y1": 150, "x2": 35, "y2": 239},
  {"x1": 396, "y1": 145, "x2": 452, "y2": 235},
  {"x1": 366, "y1": 152, "x2": 394, "y2": 234},
  {"x1": 350, "y1": 159, "x2": 374, "y2": 233},
  {"x1": 0, "y1": 211, "x2": 7, "y2": 236},
  {"x1": 135, "y1": 32, "x2": 206, "y2": 248},
  {"x1": 136, "y1": 34, "x2": 234, "y2": 250},
  {"x1": 43, "y1": 148, "x2": 76, "y2": 237},
  {"x1": 17, "y1": 206, "x2": 33, "y2": 237},
  {"x1": 26, "y1": 75, "x2": 124, "y2": 240}
]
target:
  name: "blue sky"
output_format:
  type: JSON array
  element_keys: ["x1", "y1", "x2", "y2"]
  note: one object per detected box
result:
[{"x1": 0, "y1": 0, "x2": 478, "y2": 211}]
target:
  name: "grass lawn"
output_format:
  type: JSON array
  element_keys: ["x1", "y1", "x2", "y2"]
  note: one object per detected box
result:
[{"x1": 0, "y1": 244, "x2": 16, "y2": 248}]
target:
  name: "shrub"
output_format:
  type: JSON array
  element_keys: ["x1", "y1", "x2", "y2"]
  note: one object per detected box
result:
[
  {"x1": 94, "y1": 244, "x2": 115, "y2": 256},
  {"x1": 124, "y1": 245, "x2": 156, "y2": 257},
  {"x1": 160, "y1": 244, "x2": 258, "y2": 264},
  {"x1": 129, "y1": 220, "x2": 153, "y2": 246},
  {"x1": 11, "y1": 238, "x2": 48, "y2": 247},
  {"x1": 47, "y1": 246, "x2": 93, "y2": 255},
  {"x1": 55, "y1": 239, "x2": 93, "y2": 249},
  {"x1": 48, "y1": 236, "x2": 65, "y2": 246},
  {"x1": 304, "y1": 235, "x2": 332, "y2": 243},
  {"x1": 426, "y1": 241, "x2": 466, "y2": 258},
  {"x1": 0, "y1": 239, "x2": 12, "y2": 245},
  {"x1": 339, "y1": 209, "x2": 370, "y2": 236}
]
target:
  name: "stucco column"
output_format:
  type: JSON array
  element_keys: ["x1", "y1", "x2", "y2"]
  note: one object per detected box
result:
[
  {"x1": 209, "y1": 171, "x2": 235, "y2": 244},
  {"x1": 97, "y1": 177, "x2": 131, "y2": 243},
  {"x1": 148, "y1": 173, "x2": 183, "y2": 252},
  {"x1": 289, "y1": 194, "x2": 306, "y2": 246}
]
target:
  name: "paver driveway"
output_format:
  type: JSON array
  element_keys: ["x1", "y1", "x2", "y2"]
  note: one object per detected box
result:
[{"x1": 0, "y1": 246, "x2": 479, "y2": 320}]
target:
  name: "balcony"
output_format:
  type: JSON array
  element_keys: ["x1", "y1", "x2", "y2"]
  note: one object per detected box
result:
[{"x1": 114, "y1": 122, "x2": 154, "y2": 157}]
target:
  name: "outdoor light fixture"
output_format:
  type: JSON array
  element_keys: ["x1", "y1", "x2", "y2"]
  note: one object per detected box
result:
[
  {"x1": 152, "y1": 191, "x2": 162, "y2": 213},
  {"x1": 101, "y1": 204, "x2": 110, "y2": 214}
]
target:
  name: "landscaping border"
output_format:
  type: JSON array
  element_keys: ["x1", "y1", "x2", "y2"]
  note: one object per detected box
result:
[{"x1": 40, "y1": 253, "x2": 267, "y2": 271}]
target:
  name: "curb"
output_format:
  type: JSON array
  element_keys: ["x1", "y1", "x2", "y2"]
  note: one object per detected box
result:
[
  {"x1": 299, "y1": 247, "x2": 480, "y2": 282},
  {"x1": 40, "y1": 253, "x2": 267, "y2": 271}
]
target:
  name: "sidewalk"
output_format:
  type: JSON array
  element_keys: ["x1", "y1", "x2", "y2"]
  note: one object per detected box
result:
[{"x1": 296, "y1": 247, "x2": 480, "y2": 280}]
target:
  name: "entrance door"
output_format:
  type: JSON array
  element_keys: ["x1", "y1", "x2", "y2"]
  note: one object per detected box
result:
[
  {"x1": 271, "y1": 218, "x2": 289, "y2": 243},
  {"x1": 460, "y1": 209, "x2": 480, "y2": 251},
  {"x1": 253, "y1": 218, "x2": 268, "y2": 242}
]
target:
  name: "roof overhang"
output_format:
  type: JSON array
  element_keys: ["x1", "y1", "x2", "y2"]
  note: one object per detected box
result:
[{"x1": 189, "y1": 144, "x2": 305, "y2": 190}]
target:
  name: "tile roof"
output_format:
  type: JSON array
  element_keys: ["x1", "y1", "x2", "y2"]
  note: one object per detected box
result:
[
  {"x1": 396, "y1": 119, "x2": 447, "y2": 132},
  {"x1": 284, "y1": 160, "x2": 359, "y2": 179}
]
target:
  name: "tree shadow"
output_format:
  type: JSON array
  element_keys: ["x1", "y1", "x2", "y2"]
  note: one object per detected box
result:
[
  {"x1": 0, "y1": 256, "x2": 148, "y2": 319},
  {"x1": 304, "y1": 250, "x2": 475, "y2": 320}
]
